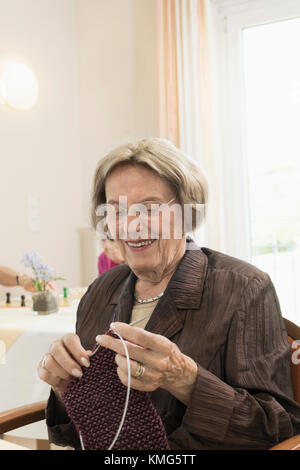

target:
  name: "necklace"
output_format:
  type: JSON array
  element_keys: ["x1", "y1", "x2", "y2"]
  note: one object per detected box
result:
[{"x1": 134, "y1": 291, "x2": 164, "y2": 304}]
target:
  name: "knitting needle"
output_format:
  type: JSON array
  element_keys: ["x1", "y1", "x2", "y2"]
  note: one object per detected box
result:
[{"x1": 90, "y1": 314, "x2": 150, "y2": 358}]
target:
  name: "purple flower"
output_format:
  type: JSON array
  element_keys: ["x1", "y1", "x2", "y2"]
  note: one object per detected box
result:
[
  {"x1": 35, "y1": 263, "x2": 54, "y2": 281},
  {"x1": 21, "y1": 251, "x2": 42, "y2": 269}
]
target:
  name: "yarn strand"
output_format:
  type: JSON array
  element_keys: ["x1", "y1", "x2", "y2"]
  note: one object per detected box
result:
[{"x1": 79, "y1": 330, "x2": 131, "y2": 450}]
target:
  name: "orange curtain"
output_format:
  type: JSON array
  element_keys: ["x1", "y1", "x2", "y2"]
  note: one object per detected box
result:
[
  {"x1": 157, "y1": 0, "x2": 225, "y2": 251},
  {"x1": 158, "y1": 0, "x2": 214, "y2": 157},
  {"x1": 158, "y1": 0, "x2": 180, "y2": 148}
]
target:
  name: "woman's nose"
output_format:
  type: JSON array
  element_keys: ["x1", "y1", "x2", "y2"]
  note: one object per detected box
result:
[{"x1": 126, "y1": 215, "x2": 149, "y2": 239}]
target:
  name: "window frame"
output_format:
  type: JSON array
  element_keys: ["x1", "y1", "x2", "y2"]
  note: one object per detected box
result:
[{"x1": 211, "y1": 0, "x2": 300, "y2": 261}]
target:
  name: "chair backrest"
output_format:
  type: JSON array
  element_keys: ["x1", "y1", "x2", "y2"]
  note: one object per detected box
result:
[{"x1": 284, "y1": 318, "x2": 300, "y2": 404}]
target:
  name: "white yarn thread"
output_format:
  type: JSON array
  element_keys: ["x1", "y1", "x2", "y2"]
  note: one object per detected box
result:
[
  {"x1": 79, "y1": 325, "x2": 142, "y2": 450},
  {"x1": 79, "y1": 316, "x2": 150, "y2": 450},
  {"x1": 107, "y1": 331, "x2": 131, "y2": 450}
]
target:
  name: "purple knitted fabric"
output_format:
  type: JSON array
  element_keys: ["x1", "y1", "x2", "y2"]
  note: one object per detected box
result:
[{"x1": 62, "y1": 331, "x2": 170, "y2": 450}]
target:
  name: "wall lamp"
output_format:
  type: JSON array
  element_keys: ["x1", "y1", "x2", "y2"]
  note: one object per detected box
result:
[{"x1": 0, "y1": 62, "x2": 39, "y2": 111}]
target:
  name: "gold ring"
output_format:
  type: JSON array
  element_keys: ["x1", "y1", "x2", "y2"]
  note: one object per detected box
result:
[
  {"x1": 134, "y1": 362, "x2": 146, "y2": 379},
  {"x1": 42, "y1": 355, "x2": 48, "y2": 369}
]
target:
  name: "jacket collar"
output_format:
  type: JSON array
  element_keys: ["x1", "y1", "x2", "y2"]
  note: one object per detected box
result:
[{"x1": 110, "y1": 236, "x2": 208, "y2": 339}]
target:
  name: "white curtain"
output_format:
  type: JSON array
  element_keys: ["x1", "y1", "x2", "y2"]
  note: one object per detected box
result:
[{"x1": 157, "y1": 0, "x2": 225, "y2": 252}]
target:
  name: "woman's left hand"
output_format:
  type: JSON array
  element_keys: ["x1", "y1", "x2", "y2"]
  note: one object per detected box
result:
[{"x1": 96, "y1": 322, "x2": 198, "y2": 406}]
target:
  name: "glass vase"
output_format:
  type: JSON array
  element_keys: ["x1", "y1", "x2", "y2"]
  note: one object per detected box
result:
[{"x1": 32, "y1": 290, "x2": 59, "y2": 315}]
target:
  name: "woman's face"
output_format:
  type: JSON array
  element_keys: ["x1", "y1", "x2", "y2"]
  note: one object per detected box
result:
[{"x1": 104, "y1": 164, "x2": 186, "y2": 282}]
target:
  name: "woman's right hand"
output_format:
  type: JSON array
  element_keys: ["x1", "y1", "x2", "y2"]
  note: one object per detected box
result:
[{"x1": 38, "y1": 333, "x2": 92, "y2": 398}]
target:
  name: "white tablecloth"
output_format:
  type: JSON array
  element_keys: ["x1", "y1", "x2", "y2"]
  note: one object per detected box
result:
[{"x1": 0, "y1": 306, "x2": 77, "y2": 439}]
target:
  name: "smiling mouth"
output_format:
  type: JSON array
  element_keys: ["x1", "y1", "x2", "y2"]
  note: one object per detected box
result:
[{"x1": 125, "y1": 239, "x2": 156, "y2": 249}]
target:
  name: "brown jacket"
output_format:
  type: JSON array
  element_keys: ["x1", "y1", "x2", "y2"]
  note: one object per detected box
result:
[{"x1": 46, "y1": 237, "x2": 300, "y2": 449}]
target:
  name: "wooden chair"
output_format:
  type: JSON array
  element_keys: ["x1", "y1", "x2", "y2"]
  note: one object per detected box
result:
[
  {"x1": 0, "y1": 401, "x2": 48, "y2": 450},
  {"x1": 0, "y1": 401, "x2": 47, "y2": 435},
  {"x1": 270, "y1": 318, "x2": 300, "y2": 450},
  {"x1": 0, "y1": 318, "x2": 299, "y2": 450}
]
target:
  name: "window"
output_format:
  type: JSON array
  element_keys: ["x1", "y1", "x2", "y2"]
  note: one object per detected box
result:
[
  {"x1": 242, "y1": 18, "x2": 300, "y2": 322},
  {"x1": 215, "y1": 0, "x2": 300, "y2": 322}
]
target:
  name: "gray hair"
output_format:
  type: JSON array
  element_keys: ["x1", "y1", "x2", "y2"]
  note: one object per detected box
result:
[{"x1": 91, "y1": 137, "x2": 209, "y2": 233}]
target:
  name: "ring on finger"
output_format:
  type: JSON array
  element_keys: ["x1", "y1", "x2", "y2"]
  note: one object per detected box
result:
[
  {"x1": 42, "y1": 353, "x2": 50, "y2": 370},
  {"x1": 134, "y1": 361, "x2": 146, "y2": 379}
]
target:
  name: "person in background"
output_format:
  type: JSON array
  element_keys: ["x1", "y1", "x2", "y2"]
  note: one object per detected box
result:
[
  {"x1": 0, "y1": 266, "x2": 56, "y2": 292},
  {"x1": 98, "y1": 236, "x2": 124, "y2": 275}
]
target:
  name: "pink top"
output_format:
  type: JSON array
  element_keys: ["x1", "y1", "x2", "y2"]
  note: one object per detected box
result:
[{"x1": 98, "y1": 252, "x2": 118, "y2": 276}]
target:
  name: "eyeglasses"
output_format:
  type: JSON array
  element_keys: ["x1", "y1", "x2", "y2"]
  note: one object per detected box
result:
[{"x1": 105, "y1": 197, "x2": 176, "y2": 225}]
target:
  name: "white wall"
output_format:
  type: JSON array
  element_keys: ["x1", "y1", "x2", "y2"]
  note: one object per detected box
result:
[
  {"x1": 76, "y1": 0, "x2": 159, "y2": 224},
  {"x1": 0, "y1": 0, "x2": 159, "y2": 295},
  {"x1": 0, "y1": 0, "x2": 85, "y2": 298},
  {"x1": 75, "y1": 0, "x2": 159, "y2": 283}
]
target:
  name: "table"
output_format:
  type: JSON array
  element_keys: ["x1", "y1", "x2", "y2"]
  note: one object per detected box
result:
[
  {"x1": 0, "y1": 306, "x2": 77, "y2": 439},
  {"x1": 0, "y1": 438, "x2": 29, "y2": 450}
]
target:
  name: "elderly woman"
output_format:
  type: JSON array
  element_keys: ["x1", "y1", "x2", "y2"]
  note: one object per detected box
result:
[{"x1": 39, "y1": 138, "x2": 300, "y2": 450}]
